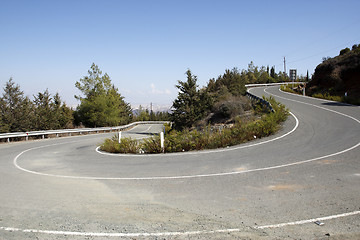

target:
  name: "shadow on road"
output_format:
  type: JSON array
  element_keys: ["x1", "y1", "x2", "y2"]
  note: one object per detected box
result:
[{"x1": 321, "y1": 102, "x2": 357, "y2": 107}]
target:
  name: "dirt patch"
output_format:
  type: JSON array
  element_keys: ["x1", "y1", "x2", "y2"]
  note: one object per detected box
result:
[
  {"x1": 318, "y1": 159, "x2": 338, "y2": 165},
  {"x1": 267, "y1": 184, "x2": 303, "y2": 192}
]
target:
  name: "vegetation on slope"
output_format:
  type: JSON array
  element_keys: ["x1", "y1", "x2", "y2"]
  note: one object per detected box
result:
[{"x1": 307, "y1": 44, "x2": 360, "y2": 105}]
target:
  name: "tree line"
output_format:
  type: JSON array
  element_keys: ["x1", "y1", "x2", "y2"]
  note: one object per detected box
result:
[
  {"x1": 0, "y1": 63, "x2": 167, "y2": 133},
  {"x1": 133, "y1": 105, "x2": 170, "y2": 122},
  {"x1": 0, "y1": 78, "x2": 73, "y2": 133},
  {"x1": 1, "y1": 61, "x2": 290, "y2": 133}
]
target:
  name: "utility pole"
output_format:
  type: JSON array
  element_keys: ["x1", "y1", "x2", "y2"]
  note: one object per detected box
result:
[
  {"x1": 283, "y1": 57, "x2": 286, "y2": 77},
  {"x1": 306, "y1": 70, "x2": 309, "y2": 82},
  {"x1": 150, "y1": 102, "x2": 153, "y2": 121}
]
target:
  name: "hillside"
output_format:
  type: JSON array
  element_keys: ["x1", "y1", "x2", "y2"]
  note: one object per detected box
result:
[{"x1": 307, "y1": 44, "x2": 360, "y2": 104}]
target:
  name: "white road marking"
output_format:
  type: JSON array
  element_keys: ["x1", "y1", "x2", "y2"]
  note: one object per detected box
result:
[
  {"x1": 13, "y1": 112, "x2": 300, "y2": 180},
  {"x1": 141, "y1": 125, "x2": 152, "y2": 132},
  {"x1": 0, "y1": 226, "x2": 239, "y2": 237},
  {"x1": 13, "y1": 126, "x2": 360, "y2": 180},
  {"x1": 279, "y1": 87, "x2": 360, "y2": 106},
  {"x1": 254, "y1": 210, "x2": 360, "y2": 229},
  {"x1": 263, "y1": 87, "x2": 360, "y2": 124},
  {"x1": 13, "y1": 86, "x2": 360, "y2": 181},
  {"x1": 1, "y1": 210, "x2": 360, "y2": 237},
  {"x1": 7, "y1": 87, "x2": 360, "y2": 237},
  {"x1": 13, "y1": 100, "x2": 360, "y2": 180},
  {"x1": 96, "y1": 112, "x2": 299, "y2": 157}
]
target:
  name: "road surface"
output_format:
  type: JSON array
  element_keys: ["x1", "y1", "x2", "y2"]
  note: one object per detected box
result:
[{"x1": 0, "y1": 86, "x2": 359, "y2": 239}]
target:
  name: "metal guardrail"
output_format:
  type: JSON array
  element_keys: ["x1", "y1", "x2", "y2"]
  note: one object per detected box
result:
[
  {"x1": 245, "y1": 82, "x2": 304, "y2": 88},
  {"x1": 245, "y1": 91, "x2": 274, "y2": 112},
  {"x1": 244, "y1": 82, "x2": 305, "y2": 112},
  {"x1": 0, "y1": 121, "x2": 169, "y2": 142}
]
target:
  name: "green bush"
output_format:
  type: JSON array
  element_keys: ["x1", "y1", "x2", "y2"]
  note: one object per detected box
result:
[
  {"x1": 310, "y1": 92, "x2": 360, "y2": 106},
  {"x1": 100, "y1": 135, "x2": 139, "y2": 153},
  {"x1": 142, "y1": 136, "x2": 162, "y2": 153},
  {"x1": 280, "y1": 84, "x2": 302, "y2": 95},
  {"x1": 211, "y1": 96, "x2": 251, "y2": 121},
  {"x1": 312, "y1": 93, "x2": 342, "y2": 102}
]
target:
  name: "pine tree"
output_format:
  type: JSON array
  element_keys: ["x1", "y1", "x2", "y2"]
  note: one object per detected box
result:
[
  {"x1": 0, "y1": 96, "x2": 10, "y2": 133},
  {"x1": 171, "y1": 70, "x2": 211, "y2": 130},
  {"x1": 33, "y1": 89, "x2": 53, "y2": 130},
  {"x1": 306, "y1": 70, "x2": 309, "y2": 82},
  {"x1": 52, "y1": 93, "x2": 74, "y2": 129},
  {"x1": 104, "y1": 85, "x2": 132, "y2": 126},
  {"x1": 270, "y1": 66, "x2": 276, "y2": 79},
  {"x1": 218, "y1": 68, "x2": 246, "y2": 96},
  {"x1": 33, "y1": 90, "x2": 74, "y2": 130},
  {"x1": 74, "y1": 63, "x2": 131, "y2": 127},
  {"x1": 0, "y1": 78, "x2": 34, "y2": 132}
]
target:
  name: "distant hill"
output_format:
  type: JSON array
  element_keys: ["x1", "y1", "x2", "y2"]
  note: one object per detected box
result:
[{"x1": 307, "y1": 44, "x2": 360, "y2": 104}]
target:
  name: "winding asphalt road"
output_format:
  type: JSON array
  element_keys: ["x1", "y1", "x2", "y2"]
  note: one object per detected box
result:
[{"x1": 0, "y1": 86, "x2": 359, "y2": 239}]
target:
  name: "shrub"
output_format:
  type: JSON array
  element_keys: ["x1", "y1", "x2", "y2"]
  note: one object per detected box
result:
[
  {"x1": 100, "y1": 136, "x2": 139, "y2": 154},
  {"x1": 210, "y1": 96, "x2": 252, "y2": 124},
  {"x1": 280, "y1": 84, "x2": 303, "y2": 95},
  {"x1": 312, "y1": 93, "x2": 342, "y2": 102},
  {"x1": 142, "y1": 136, "x2": 162, "y2": 153}
]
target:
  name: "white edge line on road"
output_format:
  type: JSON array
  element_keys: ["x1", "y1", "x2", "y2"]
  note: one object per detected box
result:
[
  {"x1": 0, "y1": 227, "x2": 238, "y2": 237},
  {"x1": 13, "y1": 139, "x2": 360, "y2": 180},
  {"x1": 13, "y1": 100, "x2": 360, "y2": 180},
  {"x1": 264, "y1": 87, "x2": 360, "y2": 124},
  {"x1": 13, "y1": 112, "x2": 299, "y2": 180},
  {"x1": 279, "y1": 87, "x2": 360, "y2": 107},
  {"x1": 95, "y1": 111, "x2": 299, "y2": 157},
  {"x1": 254, "y1": 210, "x2": 360, "y2": 229},
  {"x1": 1, "y1": 211, "x2": 360, "y2": 237},
  {"x1": 8, "y1": 86, "x2": 360, "y2": 237},
  {"x1": 13, "y1": 85, "x2": 360, "y2": 180}
]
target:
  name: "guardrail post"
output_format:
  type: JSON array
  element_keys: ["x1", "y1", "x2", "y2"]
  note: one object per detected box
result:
[{"x1": 160, "y1": 131, "x2": 164, "y2": 153}]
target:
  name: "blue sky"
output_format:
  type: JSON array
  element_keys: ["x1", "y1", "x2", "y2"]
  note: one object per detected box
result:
[{"x1": 1, "y1": 0, "x2": 359, "y2": 109}]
